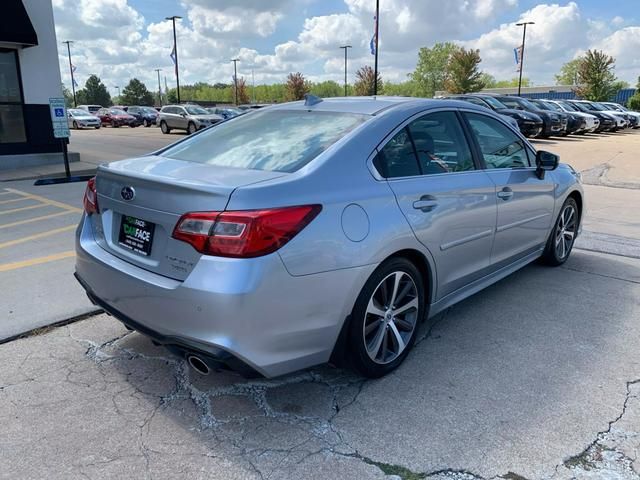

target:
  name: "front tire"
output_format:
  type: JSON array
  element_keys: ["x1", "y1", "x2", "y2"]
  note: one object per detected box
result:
[
  {"x1": 72, "y1": 121, "x2": 79, "y2": 130},
  {"x1": 160, "y1": 121, "x2": 170, "y2": 134},
  {"x1": 541, "y1": 197, "x2": 579, "y2": 266},
  {"x1": 349, "y1": 258, "x2": 425, "y2": 378},
  {"x1": 187, "y1": 122, "x2": 197, "y2": 135},
  {"x1": 143, "y1": 119, "x2": 149, "y2": 127}
]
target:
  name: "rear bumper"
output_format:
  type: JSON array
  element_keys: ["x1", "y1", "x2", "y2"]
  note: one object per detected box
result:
[{"x1": 74, "y1": 214, "x2": 370, "y2": 377}]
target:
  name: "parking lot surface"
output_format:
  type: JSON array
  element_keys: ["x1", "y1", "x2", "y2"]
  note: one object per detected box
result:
[{"x1": 1, "y1": 129, "x2": 639, "y2": 479}]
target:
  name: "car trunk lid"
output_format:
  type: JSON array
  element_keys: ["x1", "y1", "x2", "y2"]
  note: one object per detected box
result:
[{"x1": 91, "y1": 155, "x2": 286, "y2": 280}]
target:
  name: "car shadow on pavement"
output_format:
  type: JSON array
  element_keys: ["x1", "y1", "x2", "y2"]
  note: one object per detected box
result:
[{"x1": 2, "y1": 250, "x2": 638, "y2": 479}]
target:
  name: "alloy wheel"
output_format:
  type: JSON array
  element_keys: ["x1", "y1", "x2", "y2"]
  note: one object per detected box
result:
[
  {"x1": 555, "y1": 204, "x2": 577, "y2": 260},
  {"x1": 363, "y1": 271, "x2": 419, "y2": 365}
]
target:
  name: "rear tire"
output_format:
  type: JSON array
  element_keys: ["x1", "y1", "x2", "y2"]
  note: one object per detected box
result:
[
  {"x1": 72, "y1": 121, "x2": 79, "y2": 130},
  {"x1": 541, "y1": 197, "x2": 579, "y2": 266},
  {"x1": 143, "y1": 119, "x2": 149, "y2": 127},
  {"x1": 348, "y1": 258, "x2": 425, "y2": 378},
  {"x1": 160, "y1": 121, "x2": 170, "y2": 134},
  {"x1": 187, "y1": 122, "x2": 197, "y2": 135}
]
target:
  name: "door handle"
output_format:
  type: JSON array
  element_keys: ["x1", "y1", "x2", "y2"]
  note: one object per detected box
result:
[
  {"x1": 497, "y1": 188, "x2": 513, "y2": 201},
  {"x1": 413, "y1": 196, "x2": 438, "y2": 212}
]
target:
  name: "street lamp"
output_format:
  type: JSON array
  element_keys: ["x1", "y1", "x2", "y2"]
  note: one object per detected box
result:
[
  {"x1": 166, "y1": 15, "x2": 182, "y2": 103},
  {"x1": 339, "y1": 45, "x2": 352, "y2": 97},
  {"x1": 515, "y1": 21, "x2": 535, "y2": 96},
  {"x1": 115, "y1": 85, "x2": 120, "y2": 100},
  {"x1": 62, "y1": 40, "x2": 77, "y2": 107},
  {"x1": 231, "y1": 58, "x2": 240, "y2": 105},
  {"x1": 155, "y1": 68, "x2": 162, "y2": 106}
]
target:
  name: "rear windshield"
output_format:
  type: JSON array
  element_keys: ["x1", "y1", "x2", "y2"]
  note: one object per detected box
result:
[{"x1": 162, "y1": 110, "x2": 368, "y2": 173}]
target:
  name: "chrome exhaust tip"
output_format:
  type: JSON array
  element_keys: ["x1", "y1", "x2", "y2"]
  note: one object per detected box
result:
[{"x1": 187, "y1": 354, "x2": 210, "y2": 376}]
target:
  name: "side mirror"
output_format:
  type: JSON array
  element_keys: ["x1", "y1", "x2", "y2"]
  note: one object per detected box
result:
[
  {"x1": 180, "y1": 112, "x2": 187, "y2": 117},
  {"x1": 535, "y1": 150, "x2": 559, "y2": 179}
]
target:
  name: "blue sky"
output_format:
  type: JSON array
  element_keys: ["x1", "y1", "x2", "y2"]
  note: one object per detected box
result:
[{"x1": 52, "y1": 0, "x2": 640, "y2": 94}]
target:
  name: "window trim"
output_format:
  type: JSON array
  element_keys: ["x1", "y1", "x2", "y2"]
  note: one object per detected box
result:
[
  {"x1": 0, "y1": 47, "x2": 27, "y2": 145},
  {"x1": 458, "y1": 108, "x2": 538, "y2": 172},
  {"x1": 367, "y1": 107, "x2": 483, "y2": 181}
]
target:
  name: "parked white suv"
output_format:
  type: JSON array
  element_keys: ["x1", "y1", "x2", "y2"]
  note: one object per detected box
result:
[{"x1": 158, "y1": 105, "x2": 224, "y2": 135}]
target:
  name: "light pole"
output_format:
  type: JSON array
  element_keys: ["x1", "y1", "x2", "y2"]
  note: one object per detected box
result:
[
  {"x1": 166, "y1": 15, "x2": 182, "y2": 103},
  {"x1": 115, "y1": 86, "x2": 120, "y2": 102},
  {"x1": 155, "y1": 68, "x2": 162, "y2": 106},
  {"x1": 231, "y1": 58, "x2": 239, "y2": 105},
  {"x1": 373, "y1": 0, "x2": 380, "y2": 96},
  {"x1": 63, "y1": 40, "x2": 77, "y2": 107},
  {"x1": 339, "y1": 45, "x2": 352, "y2": 96},
  {"x1": 516, "y1": 21, "x2": 534, "y2": 96}
]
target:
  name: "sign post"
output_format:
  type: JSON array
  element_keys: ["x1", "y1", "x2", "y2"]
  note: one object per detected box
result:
[{"x1": 34, "y1": 98, "x2": 94, "y2": 186}]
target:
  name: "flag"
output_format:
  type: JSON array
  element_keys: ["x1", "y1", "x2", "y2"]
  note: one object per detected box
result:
[
  {"x1": 369, "y1": 15, "x2": 378, "y2": 55},
  {"x1": 71, "y1": 64, "x2": 77, "y2": 73},
  {"x1": 170, "y1": 44, "x2": 177, "y2": 67},
  {"x1": 72, "y1": 77, "x2": 78, "y2": 87},
  {"x1": 514, "y1": 45, "x2": 523, "y2": 72}
]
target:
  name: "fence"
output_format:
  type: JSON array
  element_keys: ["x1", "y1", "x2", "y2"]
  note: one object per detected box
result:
[{"x1": 521, "y1": 88, "x2": 637, "y2": 105}]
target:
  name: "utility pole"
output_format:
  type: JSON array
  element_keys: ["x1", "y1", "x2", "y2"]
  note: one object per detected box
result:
[
  {"x1": 373, "y1": 0, "x2": 380, "y2": 96},
  {"x1": 115, "y1": 86, "x2": 120, "y2": 101},
  {"x1": 231, "y1": 58, "x2": 239, "y2": 105},
  {"x1": 63, "y1": 41, "x2": 77, "y2": 107},
  {"x1": 252, "y1": 69, "x2": 255, "y2": 104},
  {"x1": 166, "y1": 15, "x2": 182, "y2": 103},
  {"x1": 516, "y1": 21, "x2": 534, "y2": 96},
  {"x1": 339, "y1": 45, "x2": 352, "y2": 96},
  {"x1": 155, "y1": 68, "x2": 162, "y2": 106}
]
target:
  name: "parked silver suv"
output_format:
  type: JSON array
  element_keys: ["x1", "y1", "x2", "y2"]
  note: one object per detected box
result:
[{"x1": 158, "y1": 105, "x2": 224, "y2": 135}]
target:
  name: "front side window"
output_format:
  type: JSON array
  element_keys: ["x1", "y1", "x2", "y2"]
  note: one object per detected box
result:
[
  {"x1": 163, "y1": 110, "x2": 368, "y2": 173},
  {"x1": 465, "y1": 112, "x2": 531, "y2": 169},
  {"x1": 0, "y1": 49, "x2": 26, "y2": 143}
]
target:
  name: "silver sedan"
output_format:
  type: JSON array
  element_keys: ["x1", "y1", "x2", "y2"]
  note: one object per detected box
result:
[
  {"x1": 75, "y1": 97, "x2": 584, "y2": 378},
  {"x1": 67, "y1": 108, "x2": 101, "y2": 129}
]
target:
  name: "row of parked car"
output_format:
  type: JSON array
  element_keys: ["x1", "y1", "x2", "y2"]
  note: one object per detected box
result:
[
  {"x1": 67, "y1": 104, "x2": 247, "y2": 132},
  {"x1": 441, "y1": 93, "x2": 640, "y2": 138}
]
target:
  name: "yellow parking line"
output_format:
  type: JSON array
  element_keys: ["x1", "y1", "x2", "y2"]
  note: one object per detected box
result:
[
  {"x1": 4, "y1": 188, "x2": 83, "y2": 213},
  {"x1": 0, "y1": 210, "x2": 76, "y2": 229},
  {"x1": 0, "y1": 197, "x2": 29, "y2": 205},
  {"x1": 0, "y1": 250, "x2": 75, "y2": 272},
  {"x1": 0, "y1": 224, "x2": 76, "y2": 249},
  {"x1": 0, "y1": 204, "x2": 46, "y2": 215}
]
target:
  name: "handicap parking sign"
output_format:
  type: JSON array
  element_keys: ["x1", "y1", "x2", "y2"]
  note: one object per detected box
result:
[{"x1": 54, "y1": 107, "x2": 65, "y2": 117}]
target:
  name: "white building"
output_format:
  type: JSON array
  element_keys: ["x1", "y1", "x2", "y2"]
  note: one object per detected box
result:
[{"x1": 0, "y1": 0, "x2": 64, "y2": 169}]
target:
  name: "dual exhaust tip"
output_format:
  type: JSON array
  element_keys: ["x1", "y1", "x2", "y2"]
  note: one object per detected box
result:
[{"x1": 187, "y1": 354, "x2": 211, "y2": 376}]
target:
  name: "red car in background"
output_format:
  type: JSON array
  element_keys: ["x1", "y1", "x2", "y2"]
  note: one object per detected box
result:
[{"x1": 96, "y1": 108, "x2": 140, "y2": 128}]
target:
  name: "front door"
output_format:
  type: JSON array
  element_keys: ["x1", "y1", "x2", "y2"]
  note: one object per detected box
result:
[
  {"x1": 377, "y1": 110, "x2": 497, "y2": 300},
  {"x1": 462, "y1": 111, "x2": 556, "y2": 267}
]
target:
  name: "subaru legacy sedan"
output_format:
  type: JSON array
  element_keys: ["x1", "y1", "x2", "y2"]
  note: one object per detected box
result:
[{"x1": 75, "y1": 97, "x2": 583, "y2": 378}]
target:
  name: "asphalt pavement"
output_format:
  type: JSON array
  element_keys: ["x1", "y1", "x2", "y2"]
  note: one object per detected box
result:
[{"x1": 1, "y1": 128, "x2": 639, "y2": 479}]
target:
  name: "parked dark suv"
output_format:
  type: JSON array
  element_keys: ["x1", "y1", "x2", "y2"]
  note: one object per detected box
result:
[
  {"x1": 527, "y1": 99, "x2": 583, "y2": 136},
  {"x1": 493, "y1": 95, "x2": 566, "y2": 137},
  {"x1": 447, "y1": 94, "x2": 543, "y2": 137},
  {"x1": 127, "y1": 106, "x2": 159, "y2": 127}
]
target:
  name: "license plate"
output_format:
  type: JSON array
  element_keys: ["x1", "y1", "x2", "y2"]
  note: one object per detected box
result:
[{"x1": 118, "y1": 215, "x2": 155, "y2": 256}]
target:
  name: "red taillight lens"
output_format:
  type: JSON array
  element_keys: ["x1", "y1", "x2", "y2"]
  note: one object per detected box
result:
[
  {"x1": 172, "y1": 205, "x2": 322, "y2": 258},
  {"x1": 83, "y1": 177, "x2": 99, "y2": 215}
]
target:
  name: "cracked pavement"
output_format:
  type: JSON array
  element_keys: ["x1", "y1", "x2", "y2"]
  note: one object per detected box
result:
[{"x1": 1, "y1": 247, "x2": 639, "y2": 480}]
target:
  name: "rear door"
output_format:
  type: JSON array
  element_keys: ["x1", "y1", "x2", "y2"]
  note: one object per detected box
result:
[
  {"x1": 378, "y1": 110, "x2": 497, "y2": 300},
  {"x1": 462, "y1": 111, "x2": 555, "y2": 267}
]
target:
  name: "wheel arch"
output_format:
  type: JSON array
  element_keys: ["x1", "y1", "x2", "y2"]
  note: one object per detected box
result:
[{"x1": 567, "y1": 189, "x2": 583, "y2": 231}]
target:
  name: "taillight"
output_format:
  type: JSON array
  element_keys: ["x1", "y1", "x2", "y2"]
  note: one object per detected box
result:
[
  {"x1": 83, "y1": 177, "x2": 99, "y2": 215},
  {"x1": 172, "y1": 205, "x2": 322, "y2": 258}
]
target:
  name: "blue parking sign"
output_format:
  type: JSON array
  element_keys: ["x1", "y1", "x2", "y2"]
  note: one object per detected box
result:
[{"x1": 54, "y1": 108, "x2": 64, "y2": 117}]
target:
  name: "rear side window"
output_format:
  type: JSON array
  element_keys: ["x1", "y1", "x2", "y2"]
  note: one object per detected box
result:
[
  {"x1": 163, "y1": 110, "x2": 367, "y2": 173},
  {"x1": 465, "y1": 112, "x2": 532, "y2": 169},
  {"x1": 374, "y1": 111, "x2": 474, "y2": 178}
]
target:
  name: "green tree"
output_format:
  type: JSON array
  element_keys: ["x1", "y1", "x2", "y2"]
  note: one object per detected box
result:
[
  {"x1": 575, "y1": 50, "x2": 618, "y2": 101},
  {"x1": 62, "y1": 84, "x2": 74, "y2": 107},
  {"x1": 493, "y1": 77, "x2": 531, "y2": 88},
  {"x1": 119, "y1": 78, "x2": 153, "y2": 106},
  {"x1": 555, "y1": 57, "x2": 584, "y2": 85},
  {"x1": 382, "y1": 80, "x2": 418, "y2": 96},
  {"x1": 78, "y1": 74, "x2": 112, "y2": 106},
  {"x1": 310, "y1": 80, "x2": 342, "y2": 98},
  {"x1": 444, "y1": 48, "x2": 485, "y2": 94},
  {"x1": 354, "y1": 66, "x2": 382, "y2": 96},
  {"x1": 479, "y1": 73, "x2": 496, "y2": 88},
  {"x1": 410, "y1": 42, "x2": 460, "y2": 97},
  {"x1": 233, "y1": 77, "x2": 250, "y2": 104},
  {"x1": 285, "y1": 72, "x2": 310, "y2": 101},
  {"x1": 628, "y1": 95, "x2": 640, "y2": 110}
]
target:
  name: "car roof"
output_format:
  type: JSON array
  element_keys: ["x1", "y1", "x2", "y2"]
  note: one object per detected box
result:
[{"x1": 265, "y1": 96, "x2": 479, "y2": 115}]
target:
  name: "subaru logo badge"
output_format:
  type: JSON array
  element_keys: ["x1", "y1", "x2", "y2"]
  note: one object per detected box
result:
[{"x1": 121, "y1": 186, "x2": 135, "y2": 201}]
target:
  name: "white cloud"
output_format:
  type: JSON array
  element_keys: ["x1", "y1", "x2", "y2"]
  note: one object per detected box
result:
[{"x1": 53, "y1": 0, "x2": 640, "y2": 96}]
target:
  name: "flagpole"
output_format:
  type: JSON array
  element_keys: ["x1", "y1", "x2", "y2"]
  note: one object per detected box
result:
[
  {"x1": 373, "y1": 0, "x2": 380, "y2": 96},
  {"x1": 166, "y1": 16, "x2": 182, "y2": 104},
  {"x1": 63, "y1": 41, "x2": 77, "y2": 107},
  {"x1": 516, "y1": 21, "x2": 534, "y2": 96}
]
